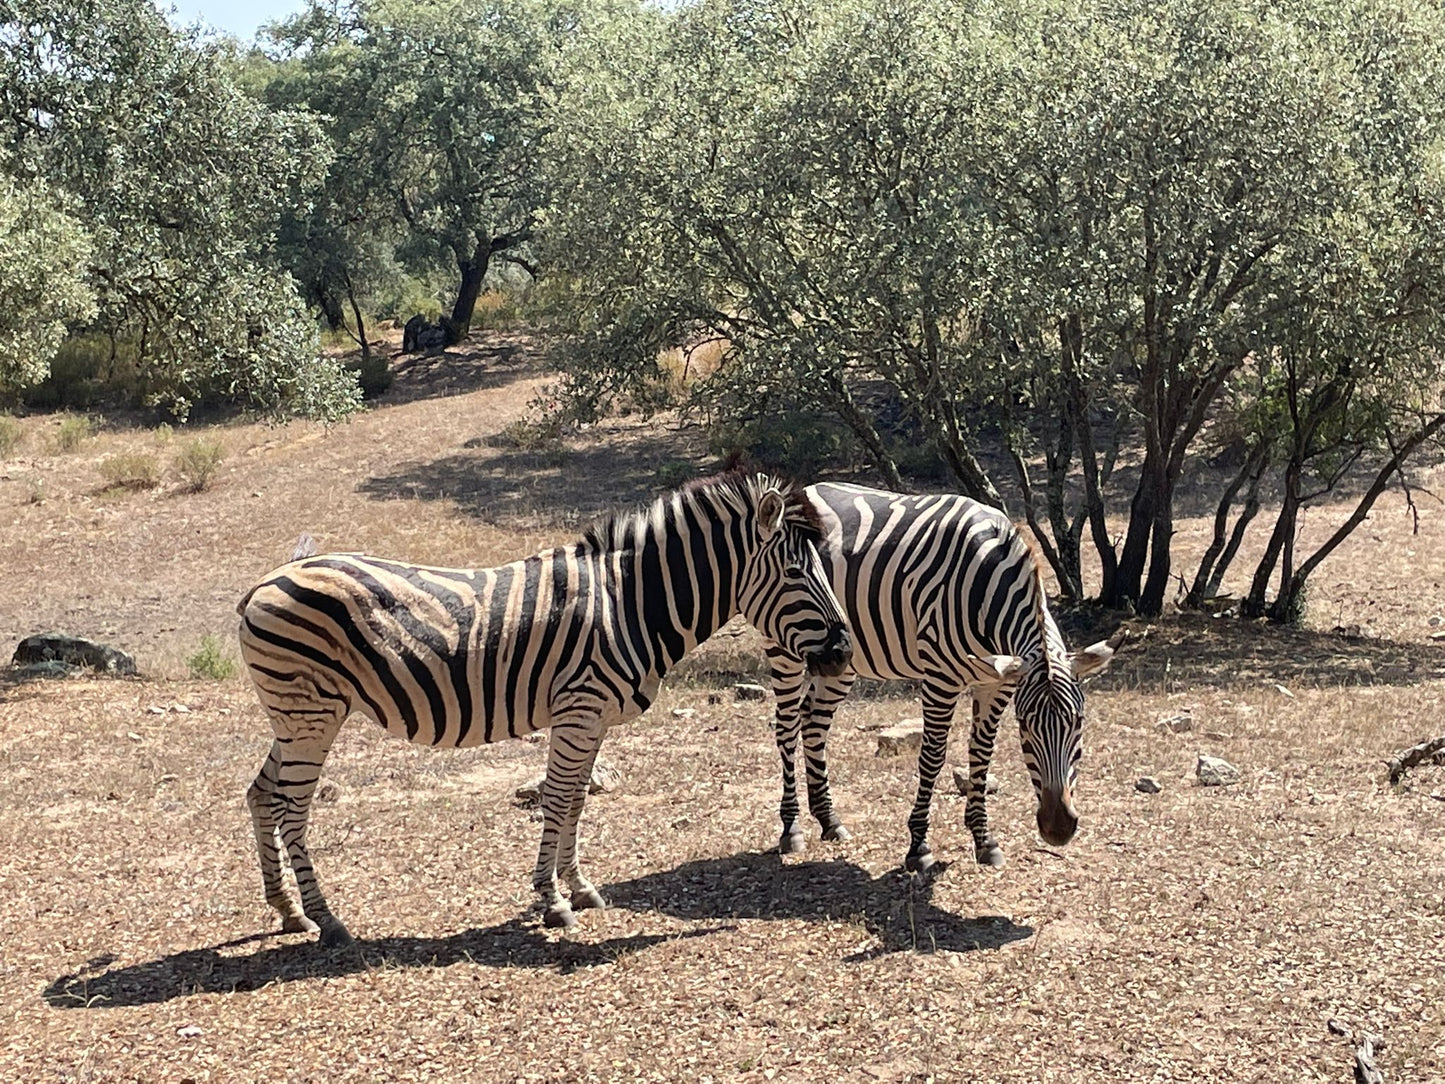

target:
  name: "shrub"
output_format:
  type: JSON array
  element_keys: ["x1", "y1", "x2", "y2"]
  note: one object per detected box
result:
[
  {"x1": 99, "y1": 450, "x2": 161, "y2": 491},
  {"x1": 709, "y1": 412, "x2": 858, "y2": 480},
  {"x1": 186, "y1": 634, "x2": 236, "y2": 680},
  {"x1": 0, "y1": 415, "x2": 20, "y2": 456},
  {"x1": 174, "y1": 437, "x2": 227, "y2": 492},
  {"x1": 653, "y1": 459, "x2": 699, "y2": 488},
  {"x1": 53, "y1": 414, "x2": 94, "y2": 452}
]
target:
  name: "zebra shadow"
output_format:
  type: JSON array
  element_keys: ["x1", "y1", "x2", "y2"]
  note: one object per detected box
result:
[
  {"x1": 41, "y1": 919, "x2": 721, "y2": 1011},
  {"x1": 603, "y1": 850, "x2": 1033, "y2": 958}
]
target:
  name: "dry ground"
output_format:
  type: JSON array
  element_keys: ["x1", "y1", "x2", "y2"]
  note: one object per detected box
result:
[{"x1": 2, "y1": 334, "x2": 1445, "y2": 1083}]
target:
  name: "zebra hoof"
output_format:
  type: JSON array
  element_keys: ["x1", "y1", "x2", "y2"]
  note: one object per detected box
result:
[
  {"x1": 976, "y1": 843, "x2": 1005, "y2": 868},
  {"x1": 905, "y1": 847, "x2": 935, "y2": 874},
  {"x1": 319, "y1": 920, "x2": 354, "y2": 948},
  {"x1": 572, "y1": 887, "x2": 607, "y2": 912},
  {"x1": 544, "y1": 903, "x2": 577, "y2": 929},
  {"x1": 820, "y1": 823, "x2": 851, "y2": 843},
  {"x1": 779, "y1": 831, "x2": 807, "y2": 855},
  {"x1": 280, "y1": 914, "x2": 320, "y2": 935}
]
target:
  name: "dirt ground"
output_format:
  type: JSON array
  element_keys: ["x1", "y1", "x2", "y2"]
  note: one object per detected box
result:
[{"x1": 2, "y1": 334, "x2": 1444, "y2": 1083}]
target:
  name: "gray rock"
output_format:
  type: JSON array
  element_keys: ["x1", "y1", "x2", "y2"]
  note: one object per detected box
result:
[
  {"x1": 876, "y1": 719, "x2": 925, "y2": 757},
  {"x1": 734, "y1": 682, "x2": 769, "y2": 702},
  {"x1": 1196, "y1": 753, "x2": 1241, "y2": 787},
  {"x1": 12, "y1": 633, "x2": 136, "y2": 676},
  {"x1": 1156, "y1": 712, "x2": 1193, "y2": 734},
  {"x1": 12, "y1": 659, "x2": 82, "y2": 680},
  {"x1": 1135, "y1": 776, "x2": 1162, "y2": 794}
]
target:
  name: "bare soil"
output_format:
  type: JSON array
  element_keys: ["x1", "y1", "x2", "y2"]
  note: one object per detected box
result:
[{"x1": 2, "y1": 334, "x2": 1444, "y2": 1083}]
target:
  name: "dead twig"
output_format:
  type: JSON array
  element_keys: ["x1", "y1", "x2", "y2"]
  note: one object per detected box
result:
[
  {"x1": 1386, "y1": 734, "x2": 1445, "y2": 785},
  {"x1": 1354, "y1": 1033, "x2": 1384, "y2": 1084}
]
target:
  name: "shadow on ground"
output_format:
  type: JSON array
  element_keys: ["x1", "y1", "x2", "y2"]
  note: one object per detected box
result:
[
  {"x1": 1076, "y1": 612, "x2": 1445, "y2": 691},
  {"x1": 359, "y1": 431, "x2": 706, "y2": 525},
  {"x1": 43, "y1": 920, "x2": 722, "y2": 1010},
  {"x1": 376, "y1": 334, "x2": 541, "y2": 406},
  {"x1": 604, "y1": 850, "x2": 1032, "y2": 957},
  {"x1": 44, "y1": 853, "x2": 1028, "y2": 1008}
]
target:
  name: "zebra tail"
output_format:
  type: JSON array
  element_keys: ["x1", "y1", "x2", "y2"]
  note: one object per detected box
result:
[{"x1": 235, "y1": 533, "x2": 320, "y2": 616}]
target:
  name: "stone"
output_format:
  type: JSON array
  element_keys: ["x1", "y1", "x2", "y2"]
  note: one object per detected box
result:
[
  {"x1": 671, "y1": 707, "x2": 696, "y2": 720},
  {"x1": 1430, "y1": 615, "x2": 1443, "y2": 628},
  {"x1": 12, "y1": 633, "x2": 136, "y2": 677},
  {"x1": 734, "y1": 682, "x2": 769, "y2": 702},
  {"x1": 1135, "y1": 776, "x2": 1162, "y2": 794},
  {"x1": 1156, "y1": 712, "x2": 1193, "y2": 734},
  {"x1": 876, "y1": 719, "x2": 925, "y2": 757},
  {"x1": 315, "y1": 780, "x2": 342, "y2": 804},
  {"x1": 11, "y1": 659, "x2": 80, "y2": 680},
  {"x1": 1196, "y1": 753, "x2": 1241, "y2": 787}
]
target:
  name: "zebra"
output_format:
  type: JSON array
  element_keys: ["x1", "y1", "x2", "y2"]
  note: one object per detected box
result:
[
  {"x1": 766, "y1": 482, "x2": 1123, "y2": 871},
  {"x1": 237, "y1": 469, "x2": 853, "y2": 945}
]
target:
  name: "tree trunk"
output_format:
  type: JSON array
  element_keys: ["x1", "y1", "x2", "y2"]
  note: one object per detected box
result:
[
  {"x1": 1186, "y1": 441, "x2": 1269, "y2": 608},
  {"x1": 1106, "y1": 451, "x2": 1162, "y2": 610},
  {"x1": 345, "y1": 279, "x2": 370, "y2": 367},
  {"x1": 1244, "y1": 462, "x2": 1299, "y2": 619},
  {"x1": 1139, "y1": 468, "x2": 1178, "y2": 616},
  {"x1": 449, "y1": 240, "x2": 491, "y2": 335}
]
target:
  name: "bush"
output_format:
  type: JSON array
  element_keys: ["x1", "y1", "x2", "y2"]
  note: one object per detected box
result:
[
  {"x1": 22, "y1": 334, "x2": 140, "y2": 412},
  {"x1": 53, "y1": 414, "x2": 94, "y2": 452},
  {"x1": 653, "y1": 459, "x2": 699, "y2": 488},
  {"x1": 174, "y1": 437, "x2": 226, "y2": 491},
  {"x1": 0, "y1": 415, "x2": 20, "y2": 456},
  {"x1": 709, "y1": 412, "x2": 858, "y2": 480},
  {"x1": 349, "y1": 351, "x2": 394, "y2": 399},
  {"x1": 186, "y1": 634, "x2": 236, "y2": 680},
  {"x1": 98, "y1": 450, "x2": 161, "y2": 491}
]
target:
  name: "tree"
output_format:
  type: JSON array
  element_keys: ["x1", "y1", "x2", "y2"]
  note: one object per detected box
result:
[
  {"x1": 0, "y1": 0, "x2": 360, "y2": 419},
  {"x1": 0, "y1": 172, "x2": 96, "y2": 393}
]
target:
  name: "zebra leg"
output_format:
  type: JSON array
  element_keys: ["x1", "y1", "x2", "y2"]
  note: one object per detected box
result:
[
  {"x1": 965, "y1": 685, "x2": 1013, "y2": 868},
  {"x1": 767, "y1": 650, "x2": 808, "y2": 855},
  {"x1": 557, "y1": 738, "x2": 607, "y2": 914},
  {"x1": 533, "y1": 718, "x2": 604, "y2": 928},
  {"x1": 246, "y1": 741, "x2": 316, "y2": 935},
  {"x1": 250, "y1": 723, "x2": 351, "y2": 947},
  {"x1": 801, "y1": 671, "x2": 856, "y2": 842},
  {"x1": 904, "y1": 681, "x2": 962, "y2": 873}
]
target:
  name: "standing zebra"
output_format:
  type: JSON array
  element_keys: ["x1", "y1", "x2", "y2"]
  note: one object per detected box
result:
[
  {"x1": 767, "y1": 482, "x2": 1122, "y2": 871},
  {"x1": 237, "y1": 470, "x2": 852, "y2": 945}
]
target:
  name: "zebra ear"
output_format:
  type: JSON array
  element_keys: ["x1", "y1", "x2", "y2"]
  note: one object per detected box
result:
[
  {"x1": 983, "y1": 654, "x2": 1024, "y2": 681},
  {"x1": 757, "y1": 489, "x2": 786, "y2": 540},
  {"x1": 1070, "y1": 630, "x2": 1125, "y2": 679}
]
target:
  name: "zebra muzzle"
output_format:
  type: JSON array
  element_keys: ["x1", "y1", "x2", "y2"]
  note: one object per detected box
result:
[
  {"x1": 805, "y1": 626, "x2": 853, "y2": 677},
  {"x1": 1037, "y1": 782, "x2": 1078, "y2": 847}
]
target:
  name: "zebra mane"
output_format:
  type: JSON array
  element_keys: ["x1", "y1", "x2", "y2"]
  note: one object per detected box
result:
[
  {"x1": 1008, "y1": 518, "x2": 1070, "y2": 680},
  {"x1": 579, "y1": 467, "x2": 822, "y2": 552}
]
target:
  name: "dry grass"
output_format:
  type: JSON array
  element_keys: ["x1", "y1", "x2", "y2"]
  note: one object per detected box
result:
[{"x1": 2, "y1": 332, "x2": 1444, "y2": 1082}]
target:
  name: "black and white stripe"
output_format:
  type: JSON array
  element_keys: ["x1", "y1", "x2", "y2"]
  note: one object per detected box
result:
[
  {"x1": 766, "y1": 482, "x2": 1120, "y2": 870},
  {"x1": 238, "y1": 470, "x2": 852, "y2": 943}
]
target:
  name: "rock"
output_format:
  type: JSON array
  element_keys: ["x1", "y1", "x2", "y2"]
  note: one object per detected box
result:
[
  {"x1": 1135, "y1": 776, "x2": 1162, "y2": 794},
  {"x1": 706, "y1": 692, "x2": 723, "y2": 705},
  {"x1": 176, "y1": 1025, "x2": 203, "y2": 1039},
  {"x1": 315, "y1": 780, "x2": 342, "y2": 804},
  {"x1": 951, "y1": 767, "x2": 1001, "y2": 796},
  {"x1": 1432, "y1": 630, "x2": 1445, "y2": 641},
  {"x1": 515, "y1": 757, "x2": 621, "y2": 804},
  {"x1": 1327, "y1": 1018, "x2": 1352, "y2": 1039},
  {"x1": 1430, "y1": 615, "x2": 1443, "y2": 628},
  {"x1": 11, "y1": 659, "x2": 80, "y2": 680},
  {"x1": 1156, "y1": 712, "x2": 1193, "y2": 734},
  {"x1": 1196, "y1": 753, "x2": 1241, "y2": 787},
  {"x1": 734, "y1": 682, "x2": 769, "y2": 702},
  {"x1": 12, "y1": 633, "x2": 136, "y2": 677},
  {"x1": 671, "y1": 707, "x2": 696, "y2": 720},
  {"x1": 876, "y1": 719, "x2": 925, "y2": 757}
]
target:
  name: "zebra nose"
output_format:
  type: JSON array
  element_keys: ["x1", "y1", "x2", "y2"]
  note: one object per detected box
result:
[
  {"x1": 1037, "y1": 783, "x2": 1078, "y2": 846},
  {"x1": 807, "y1": 626, "x2": 852, "y2": 675}
]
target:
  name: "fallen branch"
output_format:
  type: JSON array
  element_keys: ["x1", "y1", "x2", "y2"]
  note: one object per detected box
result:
[
  {"x1": 1354, "y1": 1033, "x2": 1384, "y2": 1084},
  {"x1": 1386, "y1": 734, "x2": 1445, "y2": 784}
]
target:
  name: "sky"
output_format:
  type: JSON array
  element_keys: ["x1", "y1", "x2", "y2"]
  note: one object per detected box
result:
[{"x1": 166, "y1": 0, "x2": 307, "y2": 40}]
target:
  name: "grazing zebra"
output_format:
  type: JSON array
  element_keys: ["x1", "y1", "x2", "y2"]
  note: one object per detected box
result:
[
  {"x1": 766, "y1": 482, "x2": 1122, "y2": 871},
  {"x1": 237, "y1": 470, "x2": 852, "y2": 945}
]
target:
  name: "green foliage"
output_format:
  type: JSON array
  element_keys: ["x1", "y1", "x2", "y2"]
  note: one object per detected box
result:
[
  {"x1": 709, "y1": 412, "x2": 859, "y2": 481},
  {"x1": 0, "y1": 175, "x2": 96, "y2": 392},
  {"x1": 52, "y1": 415, "x2": 94, "y2": 452},
  {"x1": 186, "y1": 634, "x2": 237, "y2": 681},
  {"x1": 652, "y1": 459, "x2": 699, "y2": 489},
  {"x1": 174, "y1": 437, "x2": 227, "y2": 492},
  {"x1": 545, "y1": 0, "x2": 1445, "y2": 613},
  {"x1": 21, "y1": 334, "x2": 138, "y2": 412},
  {"x1": 0, "y1": 416, "x2": 20, "y2": 457},
  {"x1": 98, "y1": 450, "x2": 161, "y2": 491},
  {"x1": 1, "y1": 0, "x2": 360, "y2": 421}
]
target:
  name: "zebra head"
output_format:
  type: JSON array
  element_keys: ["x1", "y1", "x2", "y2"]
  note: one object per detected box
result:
[
  {"x1": 734, "y1": 474, "x2": 853, "y2": 677},
  {"x1": 999, "y1": 629, "x2": 1124, "y2": 847}
]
